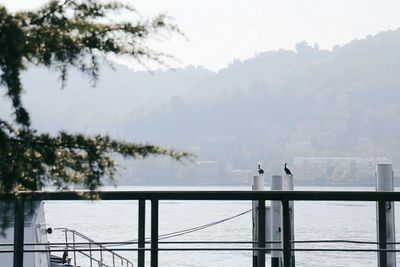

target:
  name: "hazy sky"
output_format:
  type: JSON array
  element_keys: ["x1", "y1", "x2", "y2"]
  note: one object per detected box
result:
[{"x1": 2, "y1": 0, "x2": 400, "y2": 70}]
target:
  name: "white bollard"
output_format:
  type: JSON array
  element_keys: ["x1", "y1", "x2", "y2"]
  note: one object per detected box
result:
[
  {"x1": 282, "y1": 175, "x2": 295, "y2": 267},
  {"x1": 376, "y1": 164, "x2": 396, "y2": 267},
  {"x1": 282, "y1": 175, "x2": 293, "y2": 191},
  {"x1": 271, "y1": 175, "x2": 282, "y2": 267},
  {"x1": 252, "y1": 175, "x2": 264, "y2": 266},
  {"x1": 253, "y1": 175, "x2": 264, "y2": 191}
]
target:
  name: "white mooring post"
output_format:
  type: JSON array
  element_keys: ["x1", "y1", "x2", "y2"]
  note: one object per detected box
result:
[
  {"x1": 252, "y1": 175, "x2": 264, "y2": 267},
  {"x1": 282, "y1": 175, "x2": 295, "y2": 267},
  {"x1": 271, "y1": 175, "x2": 282, "y2": 267},
  {"x1": 376, "y1": 164, "x2": 396, "y2": 267}
]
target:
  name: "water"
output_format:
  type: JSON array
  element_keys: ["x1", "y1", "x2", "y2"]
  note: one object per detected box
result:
[{"x1": 44, "y1": 186, "x2": 399, "y2": 266}]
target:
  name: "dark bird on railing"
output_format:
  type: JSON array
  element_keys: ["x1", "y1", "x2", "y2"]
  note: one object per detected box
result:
[
  {"x1": 284, "y1": 163, "x2": 292, "y2": 176},
  {"x1": 258, "y1": 163, "x2": 264, "y2": 175}
]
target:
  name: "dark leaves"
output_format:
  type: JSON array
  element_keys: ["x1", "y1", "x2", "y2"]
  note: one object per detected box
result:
[
  {"x1": 1, "y1": 0, "x2": 179, "y2": 125},
  {"x1": 0, "y1": 122, "x2": 191, "y2": 193},
  {"x1": 0, "y1": 0, "x2": 188, "y2": 196}
]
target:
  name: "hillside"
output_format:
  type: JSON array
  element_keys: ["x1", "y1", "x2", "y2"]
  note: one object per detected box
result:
[{"x1": 2, "y1": 28, "x2": 400, "y2": 185}]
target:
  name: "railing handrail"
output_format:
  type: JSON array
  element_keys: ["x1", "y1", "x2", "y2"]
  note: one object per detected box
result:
[
  {"x1": 9, "y1": 190, "x2": 400, "y2": 267},
  {"x1": 7, "y1": 239, "x2": 400, "y2": 245},
  {"x1": 7, "y1": 190, "x2": 400, "y2": 201},
  {"x1": 53, "y1": 227, "x2": 134, "y2": 267}
]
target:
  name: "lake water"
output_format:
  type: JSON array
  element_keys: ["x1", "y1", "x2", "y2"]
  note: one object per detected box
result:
[{"x1": 44, "y1": 186, "x2": 400, "y2": 267}]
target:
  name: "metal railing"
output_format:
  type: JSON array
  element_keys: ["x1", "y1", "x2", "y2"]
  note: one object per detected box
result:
[
  {"x1": 53, "y1": 227, "x2": 134, "y2": 267},
  {"x1": 6, "y1": 190, "x2": 400, "y2": 267}
]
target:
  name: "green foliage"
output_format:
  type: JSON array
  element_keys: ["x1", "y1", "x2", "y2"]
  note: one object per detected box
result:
[
  {"x1": 0, "y1": 120, "x2": 188, "y2": 193},
  {"x1": 0, "y1": 0, "x2": 179, "y2": 126},
  {"x1": 0, "y1": 0, "x2": 189, "y2": 194}
]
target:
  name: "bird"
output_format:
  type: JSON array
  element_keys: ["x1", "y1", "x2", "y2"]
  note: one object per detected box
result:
[
  {"x1": 284, "y1": 163, "x2": 292, "y2": 176},
  {"x1": 257, "y1": 163, "x2": 264, "y2": 175}
]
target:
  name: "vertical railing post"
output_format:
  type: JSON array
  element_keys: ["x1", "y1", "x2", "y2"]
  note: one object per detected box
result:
[
  {"x1": 13, "y1": 197, "x2": 24, "y2": 267},
  {"x1": 72, "y1": 231, "x2": 76, "y2": 266},
  {"x1": 282, "y1": 199, "x2": 291, "y2": 267},
  {"x1": 378, "y1": 200, "x2": 387, "y2": 267},
  {"x1": 271, "y1": 175, "x2": 282, "y2": 267},
  {"x1": 151, "y1": 199, "x2": 159, "y2": 267},
  {"x1": 100, "y1": 247, "x2": 103, "y2": 266},
  {"x1": 64, "y1": 229, "x2": 68, "y2": 262},
  {"x1": 376, "y1": 164, "x2": 396, "y2": 267},
  {"x1": 282, "y1": 175, "x2": 295, "y2": 266},
  {"x1": 138, "y1": 199, "x2": 146, "y2": 267},
  {"x1": 89, "y1": 241, "x2": 93, "y2": 267},
  {"x1": 257, "y1": 199, "x2": 266, "y2": 267},
  {"x1": 252, "y1": 175, "x2": 264, "y2": 267}
]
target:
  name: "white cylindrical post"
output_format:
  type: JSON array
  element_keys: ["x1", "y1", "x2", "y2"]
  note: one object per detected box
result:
[
  {"x1": 376, "y1": 164, "x2": 396, "y2": 267},
  {"x1": 252, "y1": 175, "x2": 264, "y2": 266},
  {"x1": 282, "y1": 175, "x2": 295, "y2": 267},
  {"x1": 282, "y1": 175, "x2": 293, "y2": 191},
  {"x1": 271, "y1": 175, "x2": 282, "y2": 267},
  {"x1": 253, "y1": 175, "x2": 264, "y2": 191}
]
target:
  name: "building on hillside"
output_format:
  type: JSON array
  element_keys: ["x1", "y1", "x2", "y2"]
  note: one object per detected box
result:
[{"x1": 293, "y1": 157, "x2": 391, "y2": 184}]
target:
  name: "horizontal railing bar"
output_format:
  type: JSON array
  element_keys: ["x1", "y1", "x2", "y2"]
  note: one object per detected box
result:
[
  {"x1": 0, "y1": 242, "x2": 139, "y2": 246},
  {"x1": 291, "y1": 249, "x2": 400, "y2": 252},
  {"x1": 2, "y1": 248, "x2": 400, "y2": 253},
  {"x1": 293, "y1": 240, "x2": 379, "y2": 244},
  {"x1": 0, "y1": 248, "x2": 281, "y2": 253},
  {"x1": 155, "y1": 248, "x2": 400, "y2": 252},
  {"x1": 0, "y1": 239, "x2": 389, "y2": 246},
  {"x1": 152, "y1": 241, "x2": 264, "y2": 244},
  {"x1": 4, "y1": 190, "x2": 400, "y2": 201},
  {"x1": 158, "y1": 241, "x2": 391, "y2": 245},
  {"x1": 1, "y1": 239, "x2": 391, "y2": 249}
]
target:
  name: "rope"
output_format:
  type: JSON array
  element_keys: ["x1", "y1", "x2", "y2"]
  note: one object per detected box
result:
[
  {"x1": 158, "y1": 208, "x2": 253, "y2": 240},
  {"x1": 104, "y1": 208, "x2": 253, "y2": 248}
]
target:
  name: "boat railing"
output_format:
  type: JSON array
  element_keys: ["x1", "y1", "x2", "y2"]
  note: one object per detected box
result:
[{"x1": 52, "y1": 227, "x2": 134, "y2": 267}]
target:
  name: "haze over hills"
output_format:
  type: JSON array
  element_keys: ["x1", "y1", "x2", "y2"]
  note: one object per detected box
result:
[{"x1": 2, "y1": 28, "x2": 400, "y2": 185}]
